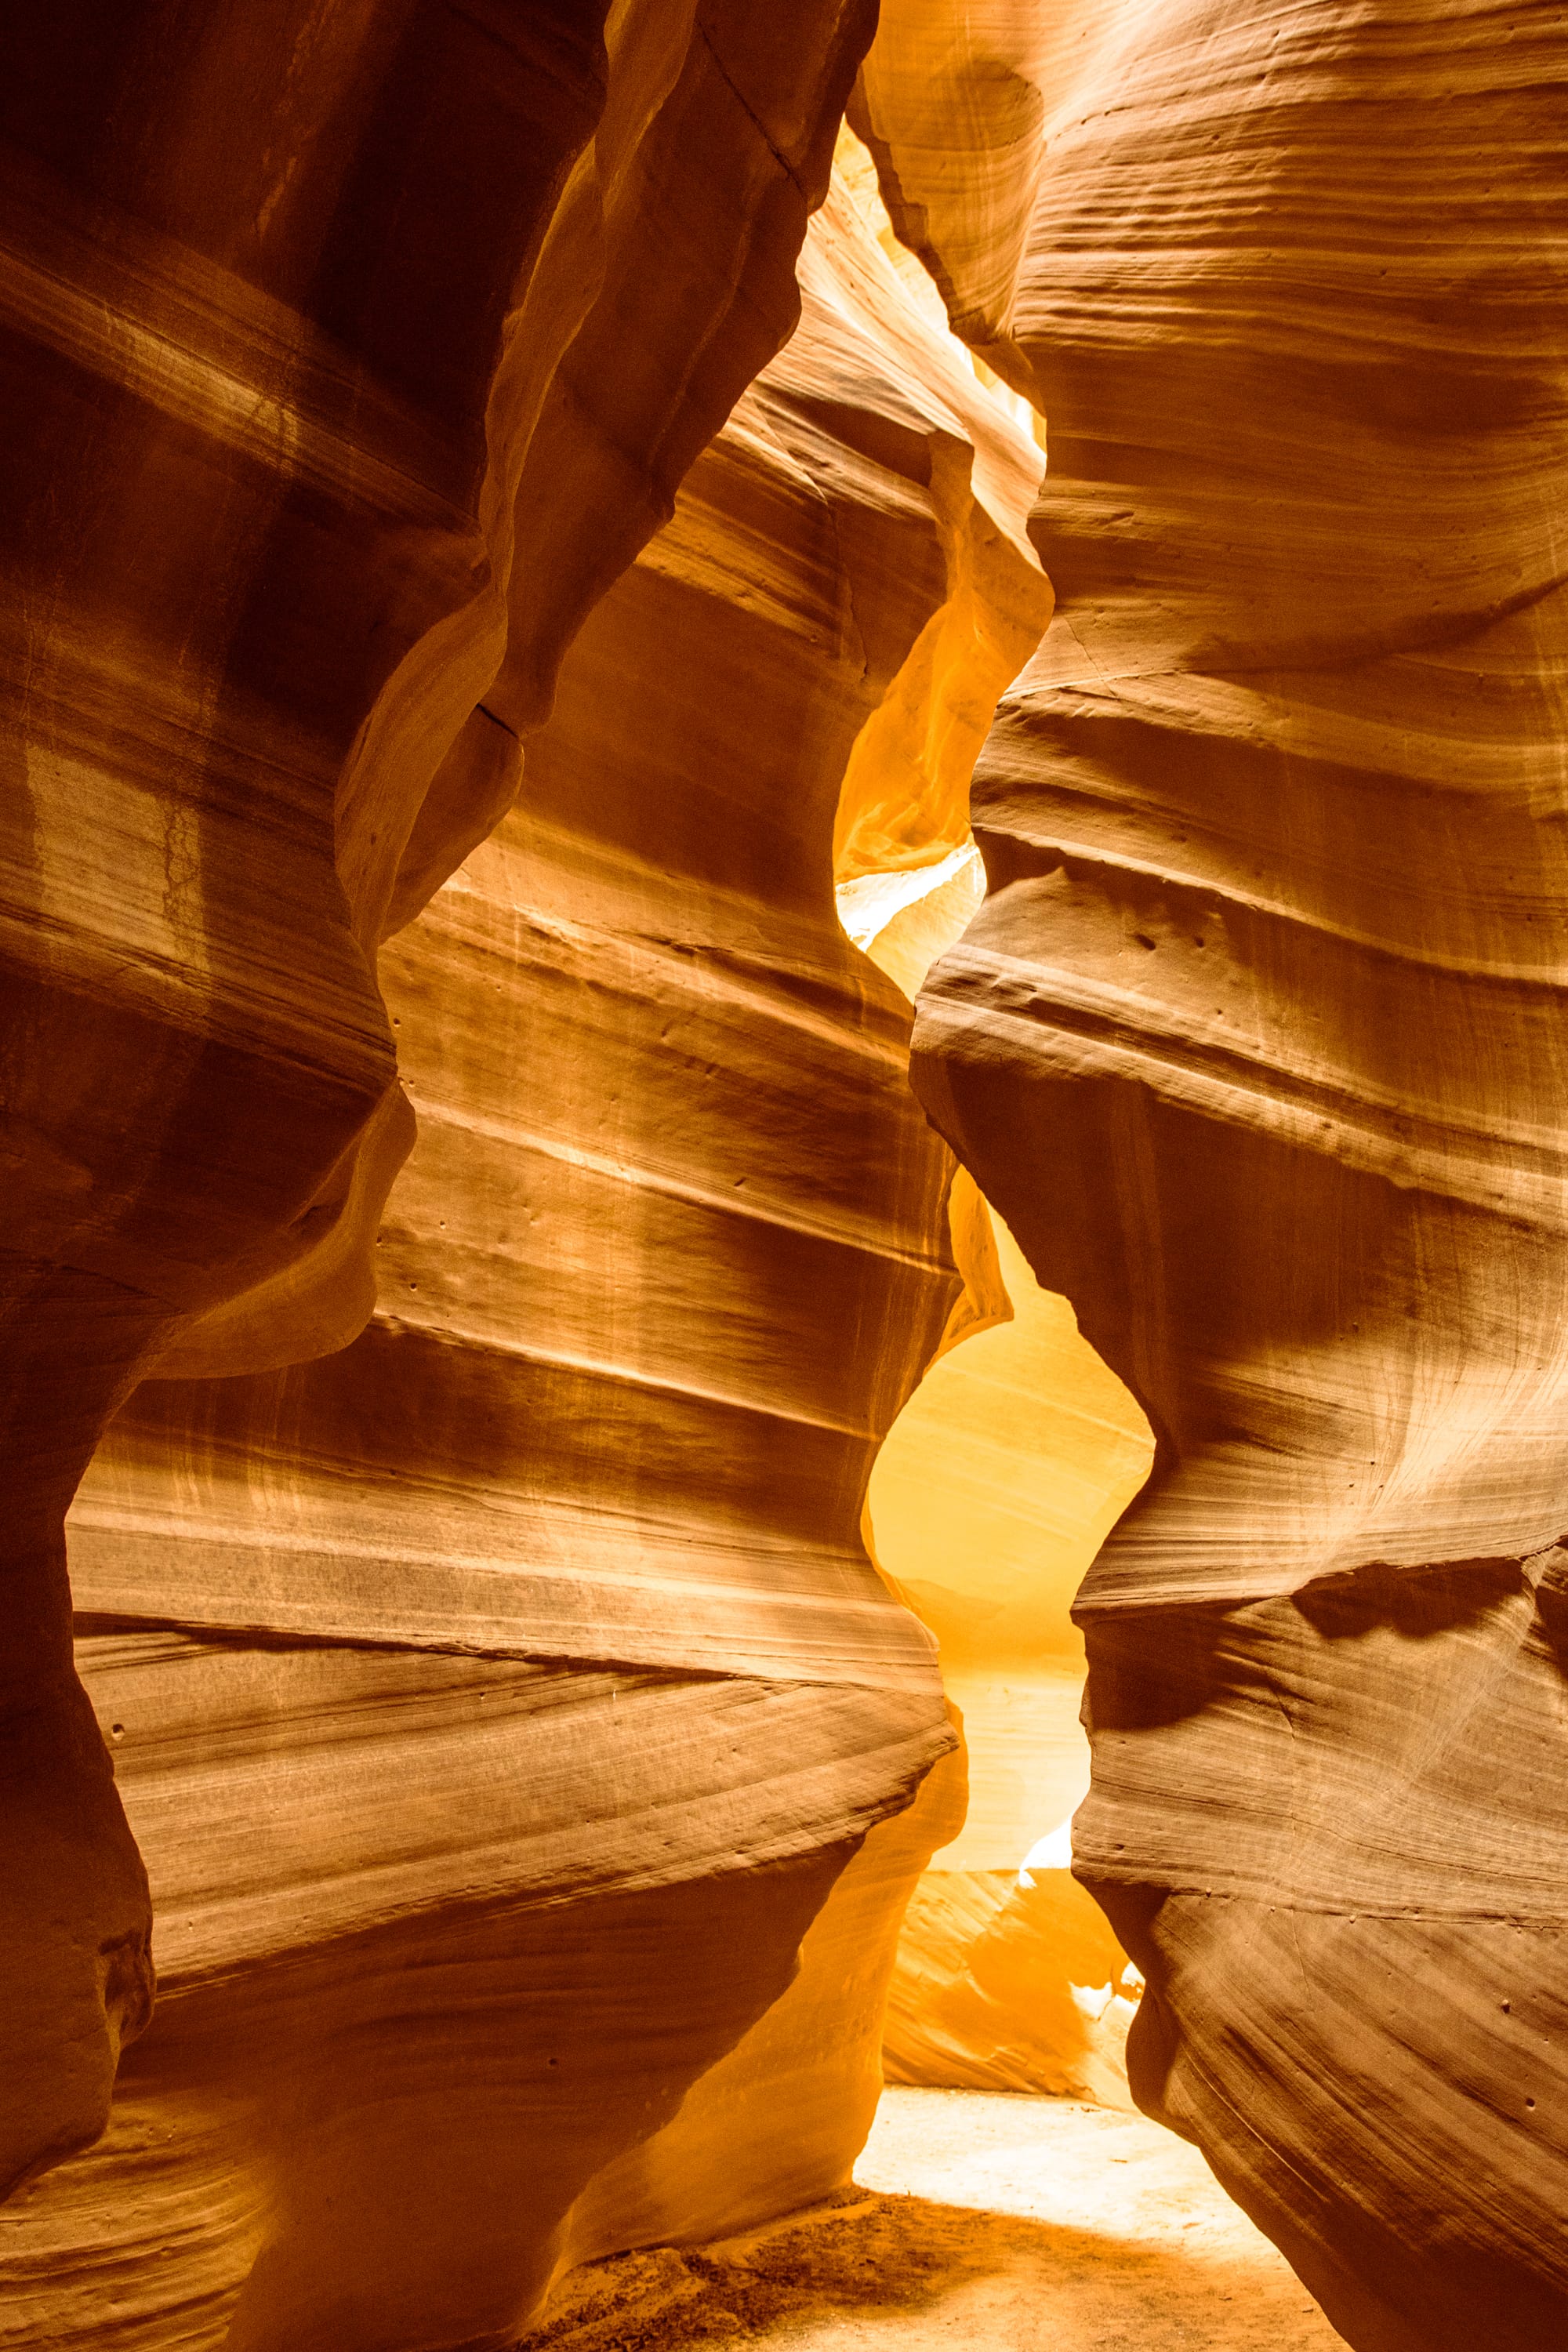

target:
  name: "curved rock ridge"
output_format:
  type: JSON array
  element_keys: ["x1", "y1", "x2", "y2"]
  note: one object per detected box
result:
[
  {"x1": 0, "y1": 0, "x2": 882, "y2": 2200},
  {"x1": 884, "y1": 1864, "x2": 1142, "y2": 2108},
  {"x1": 850, "y1": 0, "x2": 1058, "y2": 393},
  {"x1": 863, "y1": 3, "x2": 1568, "y2": 2344},
  {"x1": 2, "y1": 1634, "x2": 944, "y2": 2352},
  {"x1": 67, "y1": 125, "x2": 1058, "y2": 1689},
  {"x1": 4, "y1": 118, "x2": 1062, "y2": 2350}
]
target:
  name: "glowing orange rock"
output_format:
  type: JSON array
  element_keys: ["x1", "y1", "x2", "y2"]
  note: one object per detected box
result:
[
  {"x1": 1, "y1": 82, "x2": 1065, "y2": 2350},
  {"x1": 866, "y1": 2, "x2": 1568, "y2": 2343}
]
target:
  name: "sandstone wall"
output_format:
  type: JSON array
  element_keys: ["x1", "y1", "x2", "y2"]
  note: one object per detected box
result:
[
  {"x1": 1, "y1": 81, "x2": 1057, "y2": 2350},
  {"x1": 862, "y1": 5, "x2": 1568, "y2": 2346},
  {"x1": 9, "y1": 5, "x2": 1555, "y2": 2344},
  {"x1": 0, "y1": 0, "x2": 884, "y2": 2212}
]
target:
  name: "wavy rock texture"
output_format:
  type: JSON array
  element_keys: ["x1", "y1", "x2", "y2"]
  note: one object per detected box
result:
[
  {"x1": 0, "y1": 122, "x2": 1064, "y2": 2351},
  {"x1": 865, "y1": 4, "x2": 1568, "y2": 2347},
  {"x1": 0, "y1": 0, "x2": 883, "y2": 2203}
]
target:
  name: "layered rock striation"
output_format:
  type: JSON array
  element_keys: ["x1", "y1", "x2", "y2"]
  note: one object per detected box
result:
[
  {"x1": 3, "y1": 89, "x2": 1054, "y2": 2352},
  {"x1": 11, "y1": 4, "x2": 1559, "y2": 2346},
  {"x1": 864, "y1": 4, "x2": 1568, "y2": 2346},
  {"x1": 0, "y1": 0, "x2": 885, "y2": 2212}
]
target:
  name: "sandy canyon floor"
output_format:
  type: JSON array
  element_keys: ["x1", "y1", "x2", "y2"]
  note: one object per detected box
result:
[{"x1": 527, "y1": 2087, "x2": 1349, "y2": 2348}]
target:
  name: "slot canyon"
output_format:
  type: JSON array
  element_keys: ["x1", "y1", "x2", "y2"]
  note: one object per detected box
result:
[{"x1": 0, "y1": 5, "x2": 1563, "y2": 2350}]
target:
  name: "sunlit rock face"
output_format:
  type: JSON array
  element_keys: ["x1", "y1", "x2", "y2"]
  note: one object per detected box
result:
[
  {"x1": 865, "y1": 5, "x2": 1568, "y2": 2347},
  {"x1": 0, "y1": 86, "x2": 1067, "y2": 2350},
  {"x1": 0, "y1": 0, "x2": 894, "y2": 2223}
]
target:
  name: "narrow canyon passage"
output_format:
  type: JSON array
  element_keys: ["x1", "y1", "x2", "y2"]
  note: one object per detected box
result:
[{"x1": 1, "y1": 5, "x2": 1563, "y2": 2350}]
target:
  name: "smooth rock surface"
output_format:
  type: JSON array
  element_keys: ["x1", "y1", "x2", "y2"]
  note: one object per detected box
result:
[
  {"x1": 865, "y1": 4, "x2": 1568, "y2": 2344},
  {"x1": 9, "y1": 9, "x2": 1558, "y2": 2350},
  {"x1": 6, "y1": 110, "x2": 1051, "y2": 2351},
  {"x1": 0, "y1": 0, "x2": 883, "y2": 2201}
]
